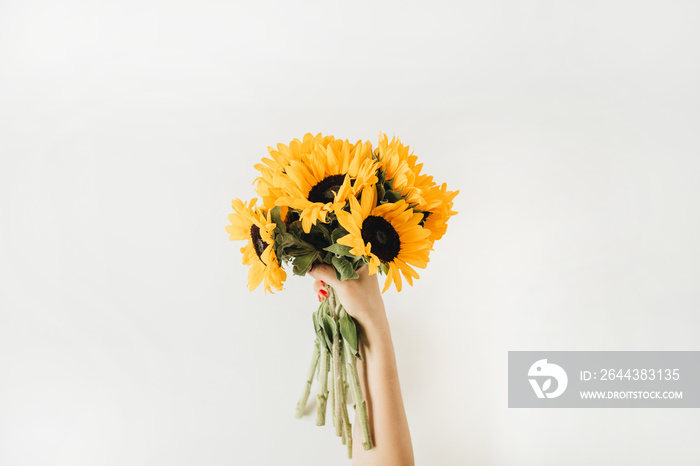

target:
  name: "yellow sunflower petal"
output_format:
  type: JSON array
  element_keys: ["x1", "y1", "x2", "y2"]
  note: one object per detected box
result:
[
  {"x1": 336, "y1": 185, "x2": 433, "y2": 292},
  {"x1": 227, "y1": 197, "x2": 286, "y2": 293}
]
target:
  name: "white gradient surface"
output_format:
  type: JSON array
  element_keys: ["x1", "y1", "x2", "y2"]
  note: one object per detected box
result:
[{"x1": 1, "y1": 1, "x2": 699, "y2": 465}]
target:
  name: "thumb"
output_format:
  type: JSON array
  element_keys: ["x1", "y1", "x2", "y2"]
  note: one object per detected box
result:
[{"x1": 308, "y1": 263, "x2": 340, "y2": 288}]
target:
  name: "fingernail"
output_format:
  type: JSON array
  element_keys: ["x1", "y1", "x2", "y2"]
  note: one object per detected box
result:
[
  {"x1": 320, "y1": 280, "x2": 325, "y2": 286},
  {"x1": 318, "y1": 295, "x2": 323, "y2": 303},
  {"x1": 320, "y1": 289, "x2": 328, "y2": 298}
]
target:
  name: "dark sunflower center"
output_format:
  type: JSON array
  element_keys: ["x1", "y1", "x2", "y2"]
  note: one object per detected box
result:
[
  {"x1": 361, "y1": 216, "x2": 401, "y2": 262},
  {"x1": 250, "y1": 224, "x2": 268, "y2": 264},
  {"x1": 307, "y1": 174, "x2": 346, "y2": 204}
]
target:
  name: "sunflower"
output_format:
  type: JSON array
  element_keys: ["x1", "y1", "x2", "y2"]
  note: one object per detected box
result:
[
  {"x1": 419, "y1": 183, "x2": 459, "y2": 242},
  {"x1": 254, "y1": 133, "x2": 337, "y2": 210},
  {"x1": 275, "y1": 138, "x2": 379, "y2": 233},
  {"x1": 374, "y1": 132, "x2": 432, "y2": 206},
  {"x1": 226, "y1": 198, "x2": 286, "y2": 293},
  {"x1": 335, "y1": 186, "x2": 432, "y2": 293}
]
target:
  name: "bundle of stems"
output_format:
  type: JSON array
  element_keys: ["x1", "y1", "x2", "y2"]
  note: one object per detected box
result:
[{"x1": 295, "y1": 286, "x2": 373, "y2": 458}]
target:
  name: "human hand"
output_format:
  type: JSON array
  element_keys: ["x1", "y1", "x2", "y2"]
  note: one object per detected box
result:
[
  {"x1": 310, "y1": 263, "x2": 414, "y2": 466},
  {"x1": 308, "y1": 264, "x2": 387, "y2": 328}
]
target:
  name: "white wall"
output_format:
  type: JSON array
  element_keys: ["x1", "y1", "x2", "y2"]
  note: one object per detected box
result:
[{"x1": 1, "y1": 1, "x2": 699, "y2": 465}]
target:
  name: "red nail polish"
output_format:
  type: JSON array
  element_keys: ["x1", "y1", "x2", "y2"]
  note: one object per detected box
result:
[
  {"x1": 320, "y1": 280, "x2": 325, "y2": 286},
  {"x1": 318, "y1": 295, "x2": 323, "y2": 303},
  {"x1": 320, "y1": 289, "x2": 328, "y2": 298}
]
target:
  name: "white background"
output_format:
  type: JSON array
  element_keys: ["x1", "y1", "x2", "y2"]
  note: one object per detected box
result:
[{"x1": 1, "y1": 1, "x2": 699, "y2": 465}]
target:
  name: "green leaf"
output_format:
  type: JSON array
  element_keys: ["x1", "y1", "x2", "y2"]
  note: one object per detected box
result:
[
  {"x1": 313, "y1": 307, "x2": 330, "y2": 353},
  {"x1": 376, "y1": 182, "x2": 386, "y2": 203},
  {"x1": 276, "y1": 232, "x2": 300, "y2": 248},
  {"x1": 285, "y1": 245, "x2": 315, "y2": 257},
  {"x1": 339, "y1": 312, "x2": 361, "y2": 360},
  {"x1": 379, "y1": 262, "x2": 390, "y2": 275},
  {"x1": 276, "y1": 232, "x2": 317, "y2": 257},
  {"x1": 270, "y1": 206, "x2": 286, "y2": 234},
  {"x1": 384, "y1": 189, "x2": 403, "y2": 203},
  {"x1": 274, "y1": 244, "x2": 287, "y2": 264},
  {"x1": 322, "y1": 314, "x2": 337, "y2": 336},
  {"x1": 324, "y1": 242, "x2": 353, "y2": 258},
  {"x1": 293, "y1": 251, "x2": 320, "y2": 276},
  {"x1": 332, "y1": 255, "x2": 359, "y2": 281},
  {"x1": 311, "y1": 221, "x2": 332, "y2": 242},
  {"x1": 322, "y1": 251, "x2": 334, "y2": 264},
  {"x1": 312, "y1": 307, "x2": 320, "y2": 331},
  {"x1": 321, "y1": 314, "x2": 337, "y2": 351},
  {"x1": 289, "y1": 220, "x2": 305, "y2": 238},
  {"x1": 331, "y1": 226, "x2": 349, "y2": 243},
  {"x1": 351, "y1": 255, "x2": 367, "y2": 270}
]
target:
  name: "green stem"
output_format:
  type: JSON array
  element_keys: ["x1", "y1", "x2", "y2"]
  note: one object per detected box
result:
[
  {"x1": 345, "y1": 333, "x2": 373, "y2": 450},
  {"x1": 315, "y1": 345, "x2": 329, "y2": 425},
  {"x1": 328, "y1": 353, "x2": 336, "y2": 431},
  {"x1": 329, "y1": 289, "x2": 343, "y2": 438},
  {"x1": 298, "y1": 285, "x2": 375, "y2": 455},
  {"x1": 296, "y1": 340, "x2": 320, "y2": 419},
  {"x1": 340, "y1": 334, "x2": 353, "y2": 458}
]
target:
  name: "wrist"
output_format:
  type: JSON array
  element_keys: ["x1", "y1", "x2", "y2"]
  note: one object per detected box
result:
[
  {"x1": 354, "y1": 299, "x2": 387, "y2": 327},
  {"x1": 357, "y1": 310, "x2": 391, "y2": 350}
]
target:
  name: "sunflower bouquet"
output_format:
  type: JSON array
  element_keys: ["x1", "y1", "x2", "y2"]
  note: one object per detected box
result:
[{"x1": 226, "y1": 133, "x2": 458, "y2": 458}]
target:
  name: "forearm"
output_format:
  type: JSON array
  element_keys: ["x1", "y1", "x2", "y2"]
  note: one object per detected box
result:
[{"x1": 352, "y1": 310, "x2": 414, "y2": 466}]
